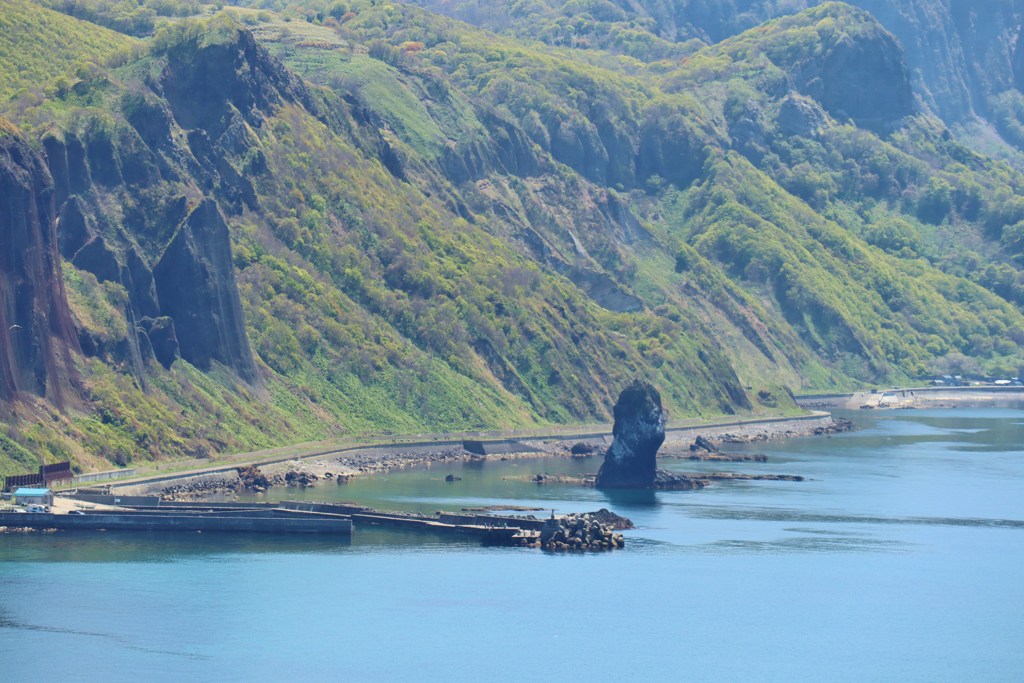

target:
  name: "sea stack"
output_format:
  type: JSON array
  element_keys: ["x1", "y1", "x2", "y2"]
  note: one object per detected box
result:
[{"x1": 596, "y1": 379, "x2": 667, "y2": 488}]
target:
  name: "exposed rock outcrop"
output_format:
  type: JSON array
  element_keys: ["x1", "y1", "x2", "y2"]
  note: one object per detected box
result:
[
  {"x1": 563, "y1": 266, "x2": 644, "y2": 313},
  {"x1": 237, "y1": 465, "x2": 270, "y2": 492},
  {"x1": 569, "y1": 442, "x2": 602, "y2": 456},
  {"x1": 790, "y1": 10, "x2": 914, "y2": 132},
  {"x1": 777, "y1": 93, "x2": 830, "y2": 137},
  {"x1": 138, "y1": 316, "x2": 179, "y2": 369},
  {"x1": 159, "y1": 27, "x2": 317, "y2": 140},
  {"x1": 153, "y1": 198, "x2": 259, "y2": 383},
  {"x1": 636, "y1": 107, "x2": 707, "y2": 190},
  {"x1": 441, "y1": 107, "x2": 539, "y2": 183},
  {"x1": 690, "y1": 435, "x2": 719, "y2": 453},
  {"x1": 0, "y1": 119, "x2": 78, "y2": 404},
  {"x1": 284, "y1": 469, "x2": 318, "y2": 487},
  {"x1": 55, "y1": 195, "x2": 95, "y2": 259},
  {"x1": 596, "y1": 379, "x2": 667, "y2": 488}
]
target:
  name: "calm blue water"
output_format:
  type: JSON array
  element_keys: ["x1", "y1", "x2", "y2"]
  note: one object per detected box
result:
[{"x1": 2, "y1": 408, "x2": 1023, "y2": 681}]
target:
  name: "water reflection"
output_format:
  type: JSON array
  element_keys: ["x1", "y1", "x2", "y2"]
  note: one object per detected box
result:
[
  {"x1": 597, "y1": 487, "x2": 659, "y2": 509},
  {"x1": 704, "y1": 535, "x2": 910, "y2": 555},
  {"x1": 681, "y1": 503, "x2": 1024, "y2": 529},
  {"x1": 0, "y1": 606, "x2": 208, "y2": 659},
  {"x1": 0, "y1": 530, "x2": 351, "y2": 563}
]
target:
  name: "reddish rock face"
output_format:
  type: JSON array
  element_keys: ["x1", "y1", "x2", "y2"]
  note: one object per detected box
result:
[
  {"x1": 596, "y1": 379, "x2": 667, "y2": 488},
  {"x1": 0, "y1": 119, "x2": 78, "y2": 404}
]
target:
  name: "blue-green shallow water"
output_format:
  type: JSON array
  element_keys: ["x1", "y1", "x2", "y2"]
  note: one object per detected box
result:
[{"x1": 2, "y1": 407, "x2": 1023, "y2": 681}]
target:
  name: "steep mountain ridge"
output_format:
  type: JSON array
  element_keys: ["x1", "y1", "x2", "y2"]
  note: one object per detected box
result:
[
  {"x1": 1, "y1": 1, "x2": 1023, "y2": 474},
  {"x1": 2, "y1": 14, "x2": 755, "y2": 473},
  {"x1": 407, "y1": 0, "x2": 1024, "y2": 145}
]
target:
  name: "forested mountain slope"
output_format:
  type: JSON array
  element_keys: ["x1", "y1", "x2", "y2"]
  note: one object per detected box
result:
[
  {"x1": 0, "y1": 0, "x2": 137, "y2": 104},
  {"x1": 407, "y1": 0, "x2": 1024, "y2": 137},
  {"x1": 1, "y1": 0, "x2": 1023, "y2": 475}
]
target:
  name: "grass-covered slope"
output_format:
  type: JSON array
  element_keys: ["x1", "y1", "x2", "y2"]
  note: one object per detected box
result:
[
  {"x1": 296, "y1": 1, "x2": 1024, "y2": 378},
  {"x1": 2, "y1": 1, "x2": 1024, "y2": 475},
  {"x1": 1, "y1": 12, "x2": 753, "y2": 472},
  {"x1": 0, "y1": 0, "x2": 137, "y2": 105}
]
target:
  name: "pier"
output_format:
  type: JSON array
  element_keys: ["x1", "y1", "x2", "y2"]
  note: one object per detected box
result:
[
  {"x1": 0, "y1": 503, "x2": 353, "y2": 535},
  {"x1": 278, "y1": 500, "x2": 540, "y2": 545},
  {"x1": 0, "y1": 498, "x2": 548, "y2": 545}
]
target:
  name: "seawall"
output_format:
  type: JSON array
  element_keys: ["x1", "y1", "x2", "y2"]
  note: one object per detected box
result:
[{"x1": 0, "y1": 510, "x2": 352, "y2": 535}]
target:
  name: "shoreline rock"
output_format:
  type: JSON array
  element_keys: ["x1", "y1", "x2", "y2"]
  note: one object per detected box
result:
[
  {"x1": 596, "y1": 379, "x2": 667, "y2": 489},
  {"x1": 691, "y1": 435, "x2": 719, "y2": 453},
  {"x1": 537, "y1": 512, "x2": 626, "y2": 551},
  {"x1": 682, "y1": 453, "x2": 768, "y2": 462}
]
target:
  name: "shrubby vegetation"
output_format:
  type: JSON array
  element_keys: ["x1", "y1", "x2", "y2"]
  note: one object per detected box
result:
[
  {"x1": 36, "y1": 0, "x2": 207, "y2": 35},
  {"x1": 2, "y1": 0, "x2": 1024, "y2": 472},
  {"x1": 0, "y1": 0, "x2": 137, "y2": 104}
]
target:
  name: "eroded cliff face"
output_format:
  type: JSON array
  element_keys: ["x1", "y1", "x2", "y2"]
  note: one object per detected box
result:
[
  {"x1": 153, "y1": 199, "x2": 258, "y2": 383},
  {"x1": 0, "y1": 120, "x2": 78, "y2": 404},
  {"x1": 159, "y1": 27, "x2": 318, "y2": 141},
  {"x1": 33, "y1": 30, "x2": 298, "y2": 388}
]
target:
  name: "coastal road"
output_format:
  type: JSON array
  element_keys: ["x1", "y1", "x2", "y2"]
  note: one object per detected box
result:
[{"x1": 70, "y1": 412, "x2": 833, "y2": 493}]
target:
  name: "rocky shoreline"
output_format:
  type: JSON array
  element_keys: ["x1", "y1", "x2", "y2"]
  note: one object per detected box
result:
[{"x1": 149, "y1": 415, "x2": 849, "y2": 501}]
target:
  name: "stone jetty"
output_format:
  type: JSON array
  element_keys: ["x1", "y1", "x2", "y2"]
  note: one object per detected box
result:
[{"x1": 533, "y1": 512, "x2": 625, "y2": 551}]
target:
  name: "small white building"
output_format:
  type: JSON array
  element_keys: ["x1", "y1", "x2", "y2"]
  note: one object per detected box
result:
[{"x1": 13, "y1": 488, "x2": 53, "y2": 507}]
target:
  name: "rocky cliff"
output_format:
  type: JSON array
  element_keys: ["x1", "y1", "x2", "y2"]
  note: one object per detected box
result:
[
  {"x1": 788, "y1": 8, "x2": 915, "y2": 132},
  {"x1": 34, "y1": 29, "x2": 288, "y2": 388},
  {"x1": 683, "y1": 1, "x2": 1024, "y2": 136},
  {"x1": 153, "y1": 199, "x2": 258, "y2": 382},
  {"x1": 0, "y1": 120, "x2": 78, "y2": 405}
]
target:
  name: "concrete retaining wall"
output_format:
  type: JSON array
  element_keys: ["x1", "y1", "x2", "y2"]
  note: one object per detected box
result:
[
  {"x1": 0, "y1": 511, "x2": 351, "y2": 534},
  {"x1": 462, "y1": 440, "x2": 543, "y2": 456},
  {"x1": 69, "y1": 494, "x2": 161, "y2": 506},
  {"x1": 72, "y1": 469, "x2": 137, "y2": 485}
]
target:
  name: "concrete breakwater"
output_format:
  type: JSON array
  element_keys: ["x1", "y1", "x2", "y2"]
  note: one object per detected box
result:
[
  {"x1": 538, "y1": 512, "x2": 625, "y2": 551},
  {"x1": 1, "y1": 499, "x2": 626, "y2": 550},
  {"x1": 279, "y1": 500, "x2": 541, "y2": 547},
  {"x1": 0, "y1": 505, "x2": 353, "y2": 535},
  {"x1": 278, "y1": 501, "x2": 626, "y2": 550}
]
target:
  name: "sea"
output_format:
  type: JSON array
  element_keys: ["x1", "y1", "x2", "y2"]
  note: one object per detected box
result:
[{"x1": 1, "y1": 407, "x2": 1023, "y2": 681}]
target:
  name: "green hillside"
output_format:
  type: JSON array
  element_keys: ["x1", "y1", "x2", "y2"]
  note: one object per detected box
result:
[
  {"x1": 0, "y1": 0, "x2": 138, "y2": 105},
  {"x1": 1, "y1": 1, "x2": 1023, "y2": 474}
]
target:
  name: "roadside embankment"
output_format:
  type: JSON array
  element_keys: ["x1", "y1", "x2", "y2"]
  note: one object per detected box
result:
[{"x1": 106, "y1": 413, "x2": 846, "y2": 501}]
